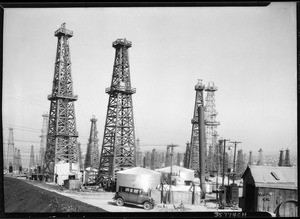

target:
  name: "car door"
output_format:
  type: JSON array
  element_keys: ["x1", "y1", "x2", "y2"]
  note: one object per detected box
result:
[
  {"x1": 137, "y1": 189, "x2": 149, "y2": 204},
  {"x1": 127, "y1": 188, "x2": 139, "y2": 204}
]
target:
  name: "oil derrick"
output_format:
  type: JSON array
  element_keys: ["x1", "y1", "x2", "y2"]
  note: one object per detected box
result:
[
  {"x1": 183, "y1": 141, "x2": 190, "y2": 168},
  {"x1": 35, "y1": 155, "x2": 39, "y2": 166},
  {"x1": 165, "y1": 146, "x2": 171, "y2": 167},
  {"x1": 136, "y1": 138, "x2": 143, "y2": 167},
  {"x1": 204, "y1": 81, "x2": 220, "y2": 174},
  {"x1": 176, "y1": 153, "x2": 181, "y2": 166},
  {"x1": 85, "y1": 116, "x2": 100, "y2": 169},
  {"x1": 257, "y1": 148, "x2": 264, "y2": 166},
  {"x1": 248, "y1": 151, "x2": 253, "y2": 166},
  {"x1": 17, "y1": 149, "x2": 22, "y2": 172},
  {"x1": 188, "y1": 79, "x2": 205, "y2": 171},
  {"x1": 7, "y1": 128, "x2": 14, "y2": 172},
  {"x1": 218, "y1": 139, "x2": 225, "y2": 175},
  {"x1": 13, "y1": 148, "x2": 18, "y2": 171},
  {"x1": 151, "y1": 149, "x2": 159, "y2": 170},
  {"x1": 236, "y1": 149, "x2": 244, "y2": 177},
  {"x1": 43, "y1": 23, "x2": 79, "y2": 181},
  {"x1": 278, "y1": 149, "x2": 284, "y2": 166},
  {"x1": 212, "y1": 132, "x2": 220, "y2": 175},
  {"x1": 39, "y1": 113, "x2": 49, "y2": 168},
  {"x1": 207, "y1": 145, "x2": 214, "y2": 174},
  {"x1": 29, "y1": 145, "x2": 35, "y2": 169},
  {"x1": 144, "y1": 151, "x2": 151, "y2": 168},
  {"x1": 160, "y1": 152, "x2": 165, "y2": 166},
  {"x1": 284, "y1": 148, "x2": 291, "y2": 167},
  {"x1": 97, "y1": 38, "x2": 136, "y2": 187},
  {"x1": 77, "y1": 142, "x2": 84, "y2": 170},
  {"x1": 243, "y1": 153, "x2": 247, "y2": 170}
]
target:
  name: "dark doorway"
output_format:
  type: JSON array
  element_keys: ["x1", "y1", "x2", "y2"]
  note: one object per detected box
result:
[{"x1": 245, "y1": 183, "x2": 256, "y2": 212}]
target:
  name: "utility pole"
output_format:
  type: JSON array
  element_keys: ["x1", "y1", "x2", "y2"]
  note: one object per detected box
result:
[
  {"x1": 222, "y1": 139, "x2": 230, "y2": 187},
  {"x1": 168, "y1": 144, "x2": 178, "y2": 204},
  {"x1": 168, "y1": 144, "x2": 178, "y2": 182},
  {"x1": 229, "y1": 141, "x2": 241, "y2": 185}
]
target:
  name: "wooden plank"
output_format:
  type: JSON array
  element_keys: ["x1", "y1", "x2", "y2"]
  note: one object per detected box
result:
[{"x1": 257, "y1": 188, "x2": 264, "y2": 212}]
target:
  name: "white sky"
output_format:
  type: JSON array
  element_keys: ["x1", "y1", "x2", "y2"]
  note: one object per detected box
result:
[{"x1": 2, "y1": 3, "x2": 297, "y2": 168}]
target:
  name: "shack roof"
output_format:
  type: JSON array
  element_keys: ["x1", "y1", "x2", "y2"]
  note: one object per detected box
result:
[
  {"x1": 155, "y1": 165, "x2": 194, "y2": 174},
  {"x1": 242, "y1": 166, "x2": 297, "y2": 190},
  {"x1": 117, "y1": 166, "x2": 161, "y2": 176}
]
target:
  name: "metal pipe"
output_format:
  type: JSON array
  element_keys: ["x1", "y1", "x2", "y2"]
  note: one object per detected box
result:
[{"x1": 198, "y1": 106, "x2": 206, "y2": 199}]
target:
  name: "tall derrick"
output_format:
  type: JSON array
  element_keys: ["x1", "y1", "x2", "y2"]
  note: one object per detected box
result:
[
  {"x1": 151, "y1": 149, "x2": 159, "y2": 170},
  {"x1": 77, "y1": 142, "x2": 84, "y2": 170},
  {"x1": 278, "y1": 149, "x2": 284, "y2": 166},
  {"x1": 29, "y1": 145, "x2": 35, "y2": 169},
  {"x1": 183, "y1": 141, "x2": 190, "y2": 168},
  {"x1": 284, "y1": 148, "x2": 291, "y2": 167},
  {"x1": 17, "y1": 149, "x2": 22, "y2": 172},
  {"x1": 236, "y1": 149, "x2": 245, "y2": 176},
  {"x1": 144, "y1": 151, "x2": 151, "y2": 168},
  {"x1": 43, "y1": 23, "x2": 79, "y2": 181},
  {"x1": 7, "y1": 128, "x2": 14, "y2": 171},
  {"x1": 39, "y1": 113, "x2": 49, "y2": 168},
  {"x1": 257, "y1": 148, "x2": 264, "y2": 166},
  {"x1": 176, "y1": 153, "x2": 181, "y2": 166},
  {"x1": 136, "y1": 138, "x2": 143, "y2": 167},
  {"x1": 188, "y1": 79, "x2": 205, "y2": 171},
  {"x1": 204, "y1": 81, "x2": 220, "y2": 174},
  {"x1": 13, "y1": 148, "x2": 18, "y2": 171},
  {"x1": 97, "y1": 38, "x2": 136, "y2": 186},
  {"x1": 85, "y1": 115, "x2": 100, "y2": 169},
  {"x1": 165, "y1": 146, "x2": 171, "y2": 167}
]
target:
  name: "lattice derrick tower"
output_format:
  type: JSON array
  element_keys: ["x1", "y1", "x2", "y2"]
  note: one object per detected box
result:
[
  {"x1": 183, "y1": 141, "x2": 190, "y2": 168},
  {"x1": 39, "y1": 113, "x2": 49, "y2": 167},
  {"x1": 7, "y1": 128, "x2": 14, "y2": 168},
  {"x1": 29, "y1": 145, "x2": 35, "y2": 169},
  {"x1": 97, "y1": 39, "x2": 136, "y2": 185},
  {"x1": 43, "y1": 23, "x2": 79, "y2": 181},
  {"x1": 188, "y1": 79, "x2": 205, "y2": 171},
  {"x1": 204, "y1": 81, "x2": 220, "y2": 173},
  {"x1": 17, "y1": 149, "x2": 22, "y2": 170},
  {"x1": 85, "y1": 115, "x2": 100, "y2": 169}
]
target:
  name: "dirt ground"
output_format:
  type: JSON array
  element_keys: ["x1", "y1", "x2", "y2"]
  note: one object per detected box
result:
[
  {"x1": 4, "y1": 175, "x2": 242, "y2": 213},
  {"x1": 4, "y1": 176, "x2": 106, "y2": 213}
]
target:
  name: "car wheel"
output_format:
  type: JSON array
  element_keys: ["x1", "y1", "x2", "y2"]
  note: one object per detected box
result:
[
  {"x1": 143, "y1": 201, "x2": 152, "y2": 210},
  {"x1": 116, "y1": 198, "x2": 124, "y2": 206}
]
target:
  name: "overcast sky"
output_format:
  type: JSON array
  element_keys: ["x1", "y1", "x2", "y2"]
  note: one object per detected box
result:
[{"x1": 2, "y1": 3, "x2": 297, "y2": 168}]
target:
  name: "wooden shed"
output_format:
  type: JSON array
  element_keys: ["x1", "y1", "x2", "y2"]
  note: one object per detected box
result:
[{"x1": 241, "y1": 166, "x2": 298, "y2": 216}]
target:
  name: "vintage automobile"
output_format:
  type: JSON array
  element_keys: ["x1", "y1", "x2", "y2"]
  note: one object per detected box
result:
[{"x1": 113, "y1": 186, "x2": 155, "y2": 210}]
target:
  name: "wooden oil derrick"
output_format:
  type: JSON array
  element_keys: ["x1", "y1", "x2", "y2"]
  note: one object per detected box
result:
[
  {"x1": 43, "y1": 23, "x2": 79, "y2": 182},
  {"x1": 97, "y1": 39, "x2": 136, "y2": 187}
]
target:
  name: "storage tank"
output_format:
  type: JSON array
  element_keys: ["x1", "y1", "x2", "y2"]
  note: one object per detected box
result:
[{"x1": 116, "y1": 167, "x2": 161, "y2": 191}]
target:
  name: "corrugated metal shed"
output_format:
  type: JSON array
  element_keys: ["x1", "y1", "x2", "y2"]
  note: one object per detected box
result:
[{"x1": 244, "y1": 166, "x2": 297, "y2": 190}]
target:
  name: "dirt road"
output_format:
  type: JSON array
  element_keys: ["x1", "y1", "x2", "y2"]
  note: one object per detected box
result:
[{"x1": 4, "y1": 175, "x2": 242, "y2": 213}]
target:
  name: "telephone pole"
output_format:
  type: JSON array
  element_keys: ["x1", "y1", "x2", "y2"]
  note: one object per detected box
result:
[
  {"x1": 229, "y1": 141, "x2": 242, "y2": 185},
  {"x1": 221, "y1": 139, "x2": 230, "y2": 187}
]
